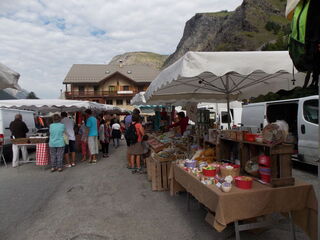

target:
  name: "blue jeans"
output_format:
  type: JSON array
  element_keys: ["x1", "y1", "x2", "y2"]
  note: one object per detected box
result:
[{"x1": 113, "y1": 138, "x2": 120, "y2": 147}]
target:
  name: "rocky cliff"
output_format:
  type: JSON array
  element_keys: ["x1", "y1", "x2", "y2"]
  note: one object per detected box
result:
[
  {"x1": 109, "y1": 51, "x2": 168, "y2": 70},
  {"x1": 163, "y1": 0, "x2": 289, "y2": 68}
]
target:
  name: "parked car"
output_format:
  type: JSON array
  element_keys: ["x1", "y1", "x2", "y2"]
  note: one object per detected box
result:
[{"x1": 241, "y1": 95, "x2": 319, "y2": 166}]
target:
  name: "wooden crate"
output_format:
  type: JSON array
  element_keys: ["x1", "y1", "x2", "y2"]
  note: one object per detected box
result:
[
  {"x1": 149, "y1": 157, "x2": 173, "y2": 191},
  {"x1": 146, "y1": 157, "x2": 152, "y2": 182},
  {"x1": 220, "y1": 138, "x2": 295, "y2": 187}
]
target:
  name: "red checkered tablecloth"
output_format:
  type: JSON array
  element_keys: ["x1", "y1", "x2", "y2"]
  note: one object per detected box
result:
[{"x1": 36, "y1": 143, "x2": 50, "y2": 166}]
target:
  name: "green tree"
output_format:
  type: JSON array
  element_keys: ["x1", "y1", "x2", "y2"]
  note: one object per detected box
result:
[{"x1": 26, "y1": 91, "x2": 39, "y2": 99}]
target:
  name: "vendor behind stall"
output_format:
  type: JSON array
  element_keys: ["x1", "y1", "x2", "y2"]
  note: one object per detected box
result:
[
  {"x1": 168, "y1": 112, "x2": 189, "y2": 135},
  {"x1": 10, "y1": 114, "x2": 29, "y2": 167}
]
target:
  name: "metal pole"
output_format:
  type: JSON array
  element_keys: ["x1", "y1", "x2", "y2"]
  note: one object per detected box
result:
[
  {"x1": 318, "y1": 82, "x2": 320, "y2": 240},
  {"x1": 226, "y1": 75, "x2": 231, "y2": 129}
]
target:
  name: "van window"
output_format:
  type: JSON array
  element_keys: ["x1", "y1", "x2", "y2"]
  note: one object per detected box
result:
[
  {"x1": 221, "y1": 111, "x2": 231, "y2": 123},
  {"x1": 303, "y1": 100, "x2": 318, "y2": 124}
]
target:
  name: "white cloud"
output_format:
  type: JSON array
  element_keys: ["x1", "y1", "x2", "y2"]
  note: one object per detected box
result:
[{"x1": 0, "y1": 0, "x2": 242, "y2": 98}]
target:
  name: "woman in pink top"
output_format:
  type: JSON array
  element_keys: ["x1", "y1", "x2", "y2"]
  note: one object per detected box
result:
[{"x1": 128, "y1": 114, "x2": 144, "y2": 173}]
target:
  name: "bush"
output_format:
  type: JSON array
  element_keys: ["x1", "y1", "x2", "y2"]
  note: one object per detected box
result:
[
  {"x1": 265, "y1": 21, "x2": 281, "y2": 34},
  {"x1": 261, "y1": 35, "x2": 288, "y2": 51}
]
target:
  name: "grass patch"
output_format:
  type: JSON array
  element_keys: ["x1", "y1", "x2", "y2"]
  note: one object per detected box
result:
[{"x1": 201, "y1": 11, "x2": 233, "y2": 18}]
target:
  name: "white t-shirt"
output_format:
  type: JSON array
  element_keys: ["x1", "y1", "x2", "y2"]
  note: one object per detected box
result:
[
  {"x1": 61, "y1": 117, "x2": 75, "y2": 141},
  {"x1": 112, "y1": 123, "x2": 121, "y2": 130}
]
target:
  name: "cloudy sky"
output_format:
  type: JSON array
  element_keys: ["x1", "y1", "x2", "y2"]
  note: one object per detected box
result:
[{"x1": 0, "y1": 0, "x2": 242, "y2": 98}]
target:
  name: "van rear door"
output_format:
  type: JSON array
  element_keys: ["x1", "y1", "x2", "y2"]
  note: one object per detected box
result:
[
  {"x1": 241, "y1": 103, "x2": 266, "y2": 133},
  {"x1": 298, "y1": 97, "x2": 318, "y2": 165}
]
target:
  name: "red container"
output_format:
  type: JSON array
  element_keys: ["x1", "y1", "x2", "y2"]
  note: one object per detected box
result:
[
  {"x1": 235, "y1": 176, "x2": 253, "y2": 189},
  {"x1": 202, "y1": 168, "x2": 217, "y2": 177},
  {"x1": 244, "y1": 133, "x2": 257, "y2": 142},
  {"x1": 259, "y1": 166, "x2": 271, "y2": 175},
  {"x1": 259, "y1": 155, "x2": 271, "y2": 167},
  {"x1": 260, "y1": 173, "x2": 271, "y2": 183}
]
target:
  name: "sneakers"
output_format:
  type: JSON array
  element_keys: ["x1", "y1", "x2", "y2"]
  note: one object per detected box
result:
[
  {"x1": 132, "y1": 168, "x2": 142, "y2": 174},
  {"x1": 65, "y1": 164, "x2": 72, "y2": 168}
]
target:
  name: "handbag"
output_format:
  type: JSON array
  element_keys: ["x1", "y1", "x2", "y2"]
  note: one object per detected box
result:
[{"x1": 63, "y1": 133, "x2": 69, "y2": 145}]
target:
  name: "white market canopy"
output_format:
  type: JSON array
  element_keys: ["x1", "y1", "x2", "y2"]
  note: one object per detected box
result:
[
  {"x1": 145, "y1": 51, "x2": 301, "y2": 104},
  {"x1": 0, "y1": 63, "x2": 21, "y2": 90},
  {"x1": 285, "y1": 0, "x2": 300, "y2": 19},
  {"x1": 131, "y1": 92, "x2": 146, "y2": 105},
  {"x1": 0, "y1": 99, "x2": 114, "y2": 113}
]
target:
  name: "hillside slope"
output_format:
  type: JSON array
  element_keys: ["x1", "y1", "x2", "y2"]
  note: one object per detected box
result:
[
  {"x1": 163, "y1": 0, "x2": 289, "y2": 68},
  {"x1": 109, "y1": 52, "x2": 168, "y2": 70}
]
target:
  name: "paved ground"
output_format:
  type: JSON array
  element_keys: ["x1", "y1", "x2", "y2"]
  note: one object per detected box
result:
[{"x1": 0, "y1": 143, "x2": 318, "y2": 240}]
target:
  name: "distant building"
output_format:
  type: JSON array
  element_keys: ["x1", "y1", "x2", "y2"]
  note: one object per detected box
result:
[{"x1": 63, "y1": 62, "x2": 159, "y2": 110}]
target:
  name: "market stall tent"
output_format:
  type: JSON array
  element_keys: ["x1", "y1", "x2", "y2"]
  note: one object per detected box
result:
[
  {"x1": 0, "y1": 63, "x2": 21, "y2": 90},
  {"x1": 145, "y1": 51, "x2": 301, "y2": 103},
  {"x1": 131, "y1": 92, "x2": 146, "y2": 105},
  {"x1": 0, "y1": 99, "x2": 113, "y2": 113},
  {"x1": 286, "y1": 0, "x2": 301, "y2": 19},
  {"x1": 144, "y1": 51, "x2": 307, "y2": 127}
]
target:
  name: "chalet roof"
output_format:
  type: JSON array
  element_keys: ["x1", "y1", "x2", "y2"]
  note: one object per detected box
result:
[{"x1": 63, "y1": 63, "x2": 160, "y2": 84}]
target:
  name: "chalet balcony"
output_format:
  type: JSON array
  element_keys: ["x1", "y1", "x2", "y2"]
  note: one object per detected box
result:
[{"x1": 65, "y1": 90, "x2": 138, "y2": 98}]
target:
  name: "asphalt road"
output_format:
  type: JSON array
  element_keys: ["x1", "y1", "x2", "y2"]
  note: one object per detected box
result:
[{"x1": 0, "y1": 143, "x2": 318, "y2": 240}]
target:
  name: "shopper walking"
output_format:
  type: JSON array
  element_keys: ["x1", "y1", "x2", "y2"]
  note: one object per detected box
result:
[
  {"x1": 49, "y1": 114, "x2": 65, "y2": 172},
  {"x1": 124, "y1": 108, "x2": 140, "y2": 167},
  {"x1": 79, "y1": 120, "x2": 90, "y2": 161},
  {"x1": 127, "y1": 114, "x2": 144, "y2": 173},
  {"x1": 9, "y1": 114, "x2": 29, "y2": 167},
  {"x1": 111, "y1": 119, "x2": 121, "y2": 148},
  {"x1": 61, "y1": 112, "x2": 76, "y2": 167},
  {"x1": 85, "y1": 109, "x2": 98, "y2": 163},
  {"x1": 99, "y1": 120, "x2": 110, "y2": 158}
]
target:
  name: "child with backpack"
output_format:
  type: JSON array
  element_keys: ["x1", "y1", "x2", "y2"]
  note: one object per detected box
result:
[{"x1": 126, "y1": 114, "x2": 144, "y2": 173}]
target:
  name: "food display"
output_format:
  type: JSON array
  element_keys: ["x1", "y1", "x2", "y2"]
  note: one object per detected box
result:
[
  {"x1": 235, "y1": 176, "x2": 253, "y2": 189},
  {"x1": 244, "y1": 160, "x2": 259, "y2": 177},
  {"x1": 147, "y1": 138, "x2": 169, "y2": 153},
  {"x1": 195, "y1": 147, "x2": 215, "y2": 163},
  {"x1": 202, "y1": 166, "x2": 216, "y2": 177},
  {"x1": 220, "y1": 164, "x2": 240, "y2": 178},
  {"x1": 221, "y1": 182, "x2": 232, "y2": 192},
  {"x1": 185, "y1": 159, "x2": 197, "y2": 168}
]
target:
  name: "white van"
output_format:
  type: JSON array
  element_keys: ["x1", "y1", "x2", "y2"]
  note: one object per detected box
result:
[
  {"x1": 219, "y1": 107, "x2": 243, "y2": 130},
  {"x1": 241, "y1": 95, "x2": 319, "y2": 166},
  {"x1": 198, "y1": 102, "x2": 243, "y2": 130},
  {"x1": 0, "y1": 108, "x2": 37, "y2": 147}
]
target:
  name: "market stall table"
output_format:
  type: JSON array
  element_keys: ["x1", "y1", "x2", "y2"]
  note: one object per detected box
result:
[
  {"x1": 14, "y1": 143, "x2": 50, "y2": 166},
  {"x1": 170, "y1": 164, "x2": 318, "y2": 240}
]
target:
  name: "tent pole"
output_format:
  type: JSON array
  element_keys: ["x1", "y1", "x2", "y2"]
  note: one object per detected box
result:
[
  {"x1": 226, "y1": 75, "x2": 231, "y2": 129},
  {"x1": 227, "y1": 94, "x2": 231, "y2": 129},
  {"x1": 318, "y1": 83, "x2": 320, "y2": 240}
]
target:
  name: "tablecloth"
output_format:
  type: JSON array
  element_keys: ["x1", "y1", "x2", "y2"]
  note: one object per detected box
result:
[
  {"x1": 36, "y1": 143, "x2": 50, "y2": 166},
  {"x1": 170, "y1": 164, "x2": 318, "y2": 240}
]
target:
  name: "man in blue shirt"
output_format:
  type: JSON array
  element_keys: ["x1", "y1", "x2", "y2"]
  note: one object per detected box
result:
[{"x1": 85, "y1": 109, "x2": 98, "y2": 163}]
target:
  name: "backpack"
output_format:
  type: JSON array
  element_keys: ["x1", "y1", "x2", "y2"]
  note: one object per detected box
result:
[
  {"x1": 288, "y1": 0, "x2": 320, "y2": 84},
  {"x1": 125, "y1": 123, "x2": 138, "y2": 146}
]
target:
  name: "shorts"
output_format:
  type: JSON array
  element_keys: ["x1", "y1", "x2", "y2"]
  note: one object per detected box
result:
[
  {"x1": 64, "y1": 140, "x2": 76, "y2": 153},
  {"x1": 127, "y1": 142, "x2": 144, "y2": 155},
  {"x1": 88, "y1": 136, "x2": 99, "y2": 155}
]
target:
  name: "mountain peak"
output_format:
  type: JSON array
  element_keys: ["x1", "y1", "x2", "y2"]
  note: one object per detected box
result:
[
  {"x1": 163, "y1": 0, "x2": 288, "y2": 68},
  {"x1": 108, "y1": 51, "x2": 168, "y2": 70}
]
